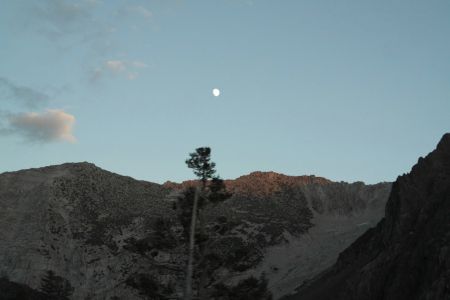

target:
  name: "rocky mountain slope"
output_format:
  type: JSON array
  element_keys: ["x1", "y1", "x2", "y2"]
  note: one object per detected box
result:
[
  {"x1": 165, "y1": 172, "x2": 391, "y2": 298},
  {"x1": 0, "y1": 164, "x2": 390, "y2": 299},
  {"x1": 284, "y1": 133, "x2": 450, "y2": 300}
]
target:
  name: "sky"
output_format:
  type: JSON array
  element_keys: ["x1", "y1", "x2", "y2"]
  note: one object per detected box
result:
[{"x1": 0, "y1": 0, "x2": 449, "y2": 184}]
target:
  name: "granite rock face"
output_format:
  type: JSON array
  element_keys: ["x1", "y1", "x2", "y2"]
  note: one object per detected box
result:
[
  {"x1": 0, "y1": 163, "x2": 173, "y2": 299},
  {"x1": 285, "y1": 133, "x2": 450, "y2": 300},
  {"x1": 0, "y1": 163, "x2": 390, "y2": 299}
]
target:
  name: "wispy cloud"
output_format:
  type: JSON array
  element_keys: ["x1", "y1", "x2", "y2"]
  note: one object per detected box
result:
[
  {"x1": 29, "y1": 0, "x2": 98, "y2": 40},
  {"x1": 23, "y1": 1, "x2": 153, "y2": 46},
  {"x1": 116, "y1": 4, "x2": 153, "y2": 21},
  {"x1": 10, "y1": 1, "x2": 155, "y2": 84},
  {"x1": 0, "y1": 77, "x2": 50, "y2": 109},
  {"x1": 5, "y1": 109, "x2": 76, "y2": 143},
  {"x1": 91, "y1": 59, "x2": 148, "y2": 82},
  {"x1": 16, "y1": 0, "x2": 116, "y2": 57},
  {"x1": 127, "y1": 5, "x2": 153, "y2": 20}
]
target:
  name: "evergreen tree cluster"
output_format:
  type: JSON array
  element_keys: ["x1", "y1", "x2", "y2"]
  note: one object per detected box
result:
[
  {"x1": 212, "y1": 274, "x2": 273, "y2": 300},
  {"x1": 40, "y1": 270, "x2": 73, "y2": 300}
]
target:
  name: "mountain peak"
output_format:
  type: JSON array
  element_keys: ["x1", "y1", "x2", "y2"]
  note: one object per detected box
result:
[
  {"x1": 236, "y1": 171, "x2": 330, "y2": 184},
  {"x1": 435, "y1": 132, "x2": 450, "y2": 156},
  {"x1": 163, "y1": 171, "x2": 333, "y2": 198},
  {"x1": 230, "y1": 171, "x2": 331, "y2": 197}
]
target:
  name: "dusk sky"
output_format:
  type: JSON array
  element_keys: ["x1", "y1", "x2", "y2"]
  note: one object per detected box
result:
[{"x1": 1, "y1": 0, "x2": 449, "y2": 184}]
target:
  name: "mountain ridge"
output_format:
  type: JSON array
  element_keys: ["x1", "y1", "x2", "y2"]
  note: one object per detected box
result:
[
  {"x1": 0, "y1": 161, "x2": 391, "y2": 299},
  {"x1": 284, "y1": 133, "x2": 450, "y2": 300}
]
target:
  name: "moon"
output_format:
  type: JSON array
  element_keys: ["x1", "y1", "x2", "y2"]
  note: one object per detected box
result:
[{"x1": 212, "y1": 88, "x2": 221, "y2": 97}]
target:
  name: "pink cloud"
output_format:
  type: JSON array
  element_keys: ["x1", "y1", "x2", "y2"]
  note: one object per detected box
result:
[{"x1": 9, "y1": 109, "x2": 76, "y2": 143}]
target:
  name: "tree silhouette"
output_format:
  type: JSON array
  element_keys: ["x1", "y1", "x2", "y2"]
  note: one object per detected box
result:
[
  {"x1": 40, "y1": 270, "x2": 73, "y2": 300},
  {"x1": 212, "y1": 274, "x2": 272, "y2": 300},
  {"x1": 182, "y1": 147, "x2": 232, "y2": 300},
  {"x1": 186, "y1": 147, "x2": 216, "y2": 187}
]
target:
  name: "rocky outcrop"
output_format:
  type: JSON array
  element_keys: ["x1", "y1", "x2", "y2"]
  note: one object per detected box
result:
[
  {"x1": 0, "y1": 163, "x2": 390, "y2": 299},
  {"x1": 284, "y1": 133, "x2": 450, "y2": 300}
]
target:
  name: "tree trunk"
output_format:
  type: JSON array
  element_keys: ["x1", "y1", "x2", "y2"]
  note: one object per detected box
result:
[
  {"x1": 197, "y1": 208, "x2": 208, "y2": 300},
  {"x1": 184, "y1": 186, "x2": 200, "y2": 300}
]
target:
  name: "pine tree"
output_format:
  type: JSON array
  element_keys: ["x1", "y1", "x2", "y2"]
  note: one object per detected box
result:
[
  {"x1": 40, "y1": 270, "x2": 73, "y2": 300},
  {"x1": 182, "y1": 147, "x2": 232, "y2": 300}
]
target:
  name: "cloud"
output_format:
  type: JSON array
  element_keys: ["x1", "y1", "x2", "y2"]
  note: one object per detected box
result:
[
  {"x1": 105, "y1": 60, "x2": 127, "y2": 73},
  {"x1": 117, "y1": 5, "x2": 153, "y2": 21},
  {"x1": 128, "y1": 5, "x2": 153, "y2": 20},
  {"x1": 5, "y1": 109, "x2": 76, "y2": 143},
  {"x1": 91, "y1": 59, "x2": 148, "y2": 82},
  {"x1": 0, "y1": 77, "x2": 49, "y2": 108},
  {"x1": 29, "y1": 0, "x2": 97, "y2": 39},
  {"x1": 9, "y1": 1, "x2": 155, "y2": 83},
  {"x1": 0, "y1": 77, "x2": 76, "y2": 144},
  {"x1": 16, "y1": 0, "x2": 113, "y2": 56},
  {"x1": 22, "y1": 1, "x2": 152, "y2": 46}
]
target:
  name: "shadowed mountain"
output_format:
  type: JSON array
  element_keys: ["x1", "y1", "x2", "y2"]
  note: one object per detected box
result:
[
  {"x1": 0, "y1": 277, "x2": 45, "y2": 300},
  {"x1": 0, "y1": 164, "x2": 390, "y2": 299},
  {"x1": 283, "y1": 133, "x2": 450, "y2": 300}
]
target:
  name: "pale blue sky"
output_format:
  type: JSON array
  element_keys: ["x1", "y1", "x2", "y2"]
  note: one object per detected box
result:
[{"x1": 1, "y1": 0, "x2": 449, "y2": 184}]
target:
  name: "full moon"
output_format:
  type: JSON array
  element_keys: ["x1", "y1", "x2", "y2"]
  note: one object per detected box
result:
[{"x1": 212, "y1": 88, "x2": 221, "y2": 97}]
